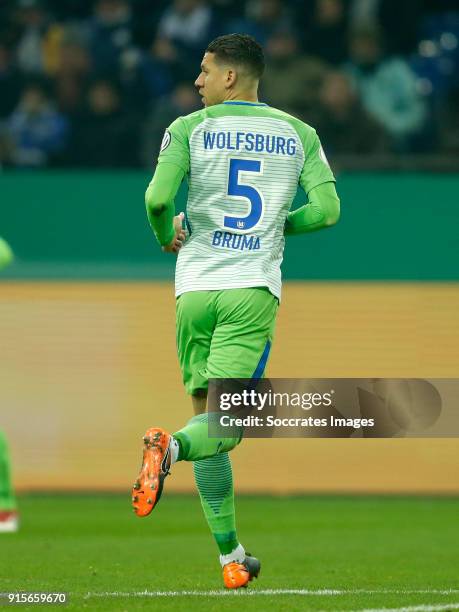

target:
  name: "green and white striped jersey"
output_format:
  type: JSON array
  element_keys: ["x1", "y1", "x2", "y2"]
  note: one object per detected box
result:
[{"x1": 157, "y1": 100, "x2": 335, "y2": 300}]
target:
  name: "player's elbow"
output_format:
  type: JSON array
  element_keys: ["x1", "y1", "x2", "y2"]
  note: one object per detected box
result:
[
  {"x1": 325, "y1": 197, "x2": 340, "y2": 227},
  {"x1": 145, "y1": 186, "x2": 166, "y2": 217}
]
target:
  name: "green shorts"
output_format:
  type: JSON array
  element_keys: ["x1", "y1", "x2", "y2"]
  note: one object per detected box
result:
[{"x1": 176, "y1": 287, "x2": 278, "y2": 395}]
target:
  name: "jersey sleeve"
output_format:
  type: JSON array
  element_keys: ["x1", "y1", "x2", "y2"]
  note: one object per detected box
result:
[
  {"x1": 157, "y1": 117, "x2": 190, "y2": 173},
  {"x1": 145, "y1": 162, "x2": 185, "y2": 246},
  {"x1": 298, "y1": 128, "x2": 335, "y2": 195},
  {"x1": 284, "y1": 181, "x2": 340, "y2": 235}
]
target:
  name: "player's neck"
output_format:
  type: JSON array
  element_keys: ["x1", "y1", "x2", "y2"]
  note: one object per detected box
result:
[{"x1": 224, "y1": 90, "x2": 259, "y2": 103}]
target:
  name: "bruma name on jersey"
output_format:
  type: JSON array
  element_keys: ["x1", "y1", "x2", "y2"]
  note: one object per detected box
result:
[{"x1": 157, "y1": 101, "x2": 335, "y2": 301}]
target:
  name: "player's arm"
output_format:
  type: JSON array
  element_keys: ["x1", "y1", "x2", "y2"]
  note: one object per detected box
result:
[
  {"x1": 145, "y1": 118, "x2": 190, "y2": 251},
  {"x1": 145, "y1": 163, "x2": 185, "y2": 248},
  {"x1": 285, "y1": 127, "x2": 340, "y2": 235},
  {"x1": 284, "y1": 181, "x2": 340, "y2": 235}
]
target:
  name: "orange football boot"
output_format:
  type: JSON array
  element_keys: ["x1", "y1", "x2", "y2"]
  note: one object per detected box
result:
[
  {"x1": 132, "y1": 427, "x2": 172, "y2": 517},
  {"x1": 223, "y1": 553, "x2": 261, "y2": 589}
]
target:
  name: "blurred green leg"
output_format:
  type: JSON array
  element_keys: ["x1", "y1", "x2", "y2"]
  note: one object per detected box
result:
[{"x1": 0, "y1": 431, "x2": 16, "y2": 511}]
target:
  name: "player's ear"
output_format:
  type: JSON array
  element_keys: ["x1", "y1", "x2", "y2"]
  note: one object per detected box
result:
[{"x1": 225, "y1": 68, "x2": 237, "y2": 89}]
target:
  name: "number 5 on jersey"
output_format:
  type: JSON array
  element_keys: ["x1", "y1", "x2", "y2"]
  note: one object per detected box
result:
[{"x1": 224, "y1": 158, "x2": 264, "y2": 232}]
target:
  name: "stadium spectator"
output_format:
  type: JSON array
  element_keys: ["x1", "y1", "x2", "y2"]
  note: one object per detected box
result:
[
  {"x1": 141, "y1": 82, "x2": 200, "y2": 168},
  {"x1": 140, "y1": 36, "x2": 181, "y2": 100},
  {"x1": 53, "y1": 39, "x2": 92, "y2": 118},
  {"x1": 344, "y1": 26, "x2": 427, "y2": 151},
  {"x1": 87, "y1": 0, "x2": 136, "y2": 75},
  {"x1": 0, "y1": 43, "x2": 23, "y2": 119},
  {"x1": 226, "y1": 0, "x2": 294, "y2": 45},
  {"x1": 43, "y1": 0, "x2": 94, "y2": 21},
  {"x1": 69, "y1": 79, "x2": 139, "y2": 167},
  {"x1": 118, "y1": 47, "x2": 150, "y2": 113},
  {"x1": 210, "y1": 0, "x2": 247, "y2": 21},
  {"x1": 312, "y1": 70, "x2": 390, "y2": 154},
  {"x1": 349, "y1": 0, "x2": 422, "y2": 55},
  {"x1": 6, "y1": 81, "x2": 69, "y2": 167},
  {"x1": 13, "y1": 0, "x2": 64, "y2": 76},
  {"x1": 262, "y1": 30, "x2": 328, "y2": 120},
  {"x1": 158, "y1": 0, "x2": 217, "y2": 64},
  {"x1": 300, "y1": 0, "x2": 349, "y2": 65}
]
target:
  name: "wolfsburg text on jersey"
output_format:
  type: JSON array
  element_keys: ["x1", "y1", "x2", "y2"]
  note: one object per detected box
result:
[{"x1": 203, "y1": 131, "x2": 297, "y2": 156}]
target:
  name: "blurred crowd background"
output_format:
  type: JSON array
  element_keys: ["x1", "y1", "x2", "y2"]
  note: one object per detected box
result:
[{"x1": 0, "y1": 0, "x2": 458, "y2": 170}]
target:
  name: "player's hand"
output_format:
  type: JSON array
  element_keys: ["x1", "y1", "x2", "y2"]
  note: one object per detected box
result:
[
  {"x1": 162, "y1": 212, "x2": 186, "y2": 254},
  {"x1": 0, "y1": 237, "x2": 14, "y2": 270}
]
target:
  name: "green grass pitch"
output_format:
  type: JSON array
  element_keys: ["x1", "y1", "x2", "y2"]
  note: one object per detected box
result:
[{"x1": 0, "y1": 494, "x2": 458, "y2": 611}]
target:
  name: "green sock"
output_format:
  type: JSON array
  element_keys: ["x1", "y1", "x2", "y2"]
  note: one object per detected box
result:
[
  {"x1": 0, "y1": 431, "x2": 16, "y2": 511},
  {"x1": 173, "y1": 413, "x2": 242, "y2": 462},
  {"x1": 193, "y1": 453, "x2": 239, "y2": 555},
  {"x1": 173, "y1": 413, "x2": 241, "y2": 555}
]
